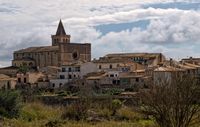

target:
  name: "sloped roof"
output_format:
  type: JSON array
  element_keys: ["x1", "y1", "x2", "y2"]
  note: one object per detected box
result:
[
  {"x1": 86, "y1": 71, "x2": 107, "y2": 80},
  {"x1": 119, "y1": 72, "x2": 144, "y2": 78},
  {"x1": 0, "y1": 66, "x2": 19, "y2": 70},
  {"x1": 14, "y1": 46, "x2": 59, "y2": 53},
  {"x1": 0, "y1": 74, "x2": 10, "y2": 79},
  {"x1": 184, "y1": 63, "x2": 200, "y2": 68},
  {"x1": 154, "y1": 66, "x2": 185, "y2": 72},
  {"x1": 56, "y1": 19, "x2": 66, "y2": 36},
  {"x1": 105, "y1": 53, "x2": 162, "y2": 58}
]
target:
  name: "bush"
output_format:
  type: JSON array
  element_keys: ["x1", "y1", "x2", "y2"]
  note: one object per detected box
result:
[
  {"x1": 103, "y1": 89, "x2": 123, "y2": 95},
  {"x1": 20, "y1": 102, "x2": 64, "y2": 121},
  {"x1": 117, "y1": 107, "x2": 143, "y2": 121},
  {"x1": 0, "y1": 90, "x2": 21, "y2": 118},
  {"x1": 56, "y1": 91, "x2": 70, "y2": 97},
  {"x1": 62, "y1": 100, "x2": 89, "y2": 121},
  {"x1": 111, "y1": 99, "x2": 122, "y2": 116}
]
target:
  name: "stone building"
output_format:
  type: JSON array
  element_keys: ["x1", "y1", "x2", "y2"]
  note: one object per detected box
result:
[
  {"x1": 93, "y1": 53, "x2": 165, "y2": 71},
  {"x1": 0, "y1": 74, "x2": 17, "y2": 89},
  {"x1": 181, "y1": 57, "x2": 200, "y2": 65},
  {"x1": 12, "y1": 20, "x2": 91, "y2": 68}
]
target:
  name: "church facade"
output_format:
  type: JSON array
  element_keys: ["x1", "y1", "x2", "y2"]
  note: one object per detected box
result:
[{"x1": 12, "y1": 20, "x2": 91, "y2": 68}]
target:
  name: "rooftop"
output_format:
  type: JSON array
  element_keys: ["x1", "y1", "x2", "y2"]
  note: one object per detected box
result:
[
  {"x1": 86, "y1": 71, "x2": 107, "y2": 80},
  {"x1": 14, "y1": 46, "x2": 59, "y2": 53},
  {"x1": 105, "y1": 53, "x2": 163, "y2": 58},
  {"x1": 154, "y1": 66, "x2": 185, "y2": 72}
]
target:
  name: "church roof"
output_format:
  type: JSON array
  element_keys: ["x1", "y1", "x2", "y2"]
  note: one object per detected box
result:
[
  {"x1": 14, "y1": 46, "x2": 59, "y2": 53},
  {"x1": 56, "y1": 19, "x2": 66, "y2": 36}
]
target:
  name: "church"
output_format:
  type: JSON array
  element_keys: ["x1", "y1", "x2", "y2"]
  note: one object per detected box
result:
[{"x1": 12, "y1": 20, "x2": 91, "y2": 68}]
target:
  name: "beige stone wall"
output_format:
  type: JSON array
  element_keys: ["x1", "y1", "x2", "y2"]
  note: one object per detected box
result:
[
  {"x1": 17, "y1": 72, "x2": 44, "y2": 84},
  {"x1": 13, "y1": 50, "x2": 59, "y2": 68},
  {"x1": 59, "y1": 43, "x2": 91, "y2": 66},
  {"x1": 52, "y1": 35, "x2": 70, "y2": 46},
  {"x1": 0, "y1": 79, "x2": 16, "y2": 89}
]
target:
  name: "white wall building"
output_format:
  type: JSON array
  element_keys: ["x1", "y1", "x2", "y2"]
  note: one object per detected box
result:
[{"x1": 50, "y1": 62, "x2": 97, "y2": 88}]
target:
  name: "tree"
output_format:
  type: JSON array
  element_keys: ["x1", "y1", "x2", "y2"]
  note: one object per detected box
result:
[
  {"x1": 141, "y1": 74, "x2": 200, "y2": 127},
  {"x1": 0, "y1": 90, "x2": 21, "y2": 118}
]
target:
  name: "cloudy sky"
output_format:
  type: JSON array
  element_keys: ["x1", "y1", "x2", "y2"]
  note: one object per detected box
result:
[{"x1": 0, "y1": 0, "x2": 200, "y2": 67}]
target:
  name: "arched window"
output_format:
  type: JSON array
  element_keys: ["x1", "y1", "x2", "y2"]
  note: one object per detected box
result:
[
  {"x1": 109, "y1": 64, "x2": 112, "y2": 69},
  {"x1": 99, "y1": 65, "x2": 101, "y2": 69}
]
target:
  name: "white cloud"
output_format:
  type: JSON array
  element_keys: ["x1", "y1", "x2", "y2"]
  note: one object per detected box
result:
[{"x1": 0, "y1": 0, "x2": 200, "y2": 66}]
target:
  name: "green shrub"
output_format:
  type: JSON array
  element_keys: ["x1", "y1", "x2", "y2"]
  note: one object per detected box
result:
[
  {"x1": 117, "y1": 107, "x2": 143, "y2": 121},
  {"x1": 0, "y1": 90, "x2": 21, "y2": 118},
  {"x1": 111, "y1": 99, "x2": 122, "y2": 116},
  {"x1": 102, "y1": 89, "x2": 123, "y2": 95},
  {"x1": 20, "y1": 102, "x2": 63, "y2": 121},
  {"x1": 56, "y1": 91, "x2": 70, "y2": 97},
  {"x1": 62, "y1": 100, "x2": 89, "y2": 121}
]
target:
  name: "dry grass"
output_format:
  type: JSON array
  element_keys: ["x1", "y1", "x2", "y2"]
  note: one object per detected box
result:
[{"x1": 2, "y1": 102, "x2": 155, "y2": 127}]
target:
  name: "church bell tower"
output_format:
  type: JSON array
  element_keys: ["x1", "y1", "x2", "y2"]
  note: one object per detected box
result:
[{"x1": 51, "y1": 19, "x2": 71, "y2": 46}]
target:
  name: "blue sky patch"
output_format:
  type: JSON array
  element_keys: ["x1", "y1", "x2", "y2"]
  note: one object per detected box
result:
[{"x1": 95, "y1": 20, "x2": 149, "y2": 36}]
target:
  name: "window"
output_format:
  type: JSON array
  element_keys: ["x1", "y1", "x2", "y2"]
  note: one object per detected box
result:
[
  {"x1": 18, "y1": 78, "x2": 21, "y2": 83},
  {"x1": 52, "y1": 83, "x2": 55, "y2": 88},
  {"x1": 75, "y1": 67, "x2": 80, "y2": 72},
  {"x1": 112, "y1": 80, "x2": 116, "y2": 84},
  {"x1": 68, "y1": 74, "x2": 72, "y2": 79},
  {"x1": 60, "y1": 75, "x2": 65, "y2": 79},
  {"x1": 110, "y1": 74, "x2": 114, "y2": 77},
  {"x1": 7, "y1": 82, "x2": 11, "y2": 89},
  {"x1": 99, "y1": 65, "x2": 101, "y2": 69},
  {"x1": 136, "y1": 78, "x2": 139, "y2": 82},
  {"x1": 24, "y1": 78, "x2": 27, "y2": 83},
  {"x1": 68, "y1": 67, "x2": 71, "y2": 72},
  {"x1": 29, "y1": 62, "x2": 33, "y2": 66},
  {"x1": 59, "y1": 83, "x2": 62, "y2": 88},
  {"x1": 74, "y1": 75, "x2": 76, "y2": 78},
  {"x1": 109, "y1": 64, "x2": 112, "y2": 69},
  {"x1": 62, "y1": 68, "x2": 66, "y2": 72},
  {"x1": 72, "y1": 51, "x2": 79, "y2": 60}
]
